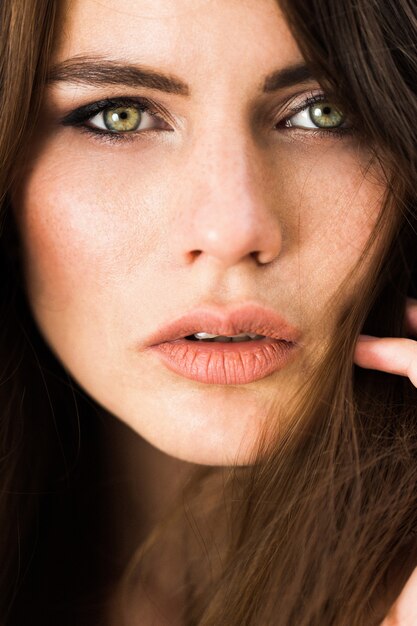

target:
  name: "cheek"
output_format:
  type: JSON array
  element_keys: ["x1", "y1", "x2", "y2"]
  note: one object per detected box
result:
[
  {"x1": 274, "y1": 142, "x2": 384, "y2": 315},
  {"x1": 12, "y1": 149, "x2": 166, "y2": 313},
  {"x1": 10, "y1": 147, "x2": 176, "y2": 387}
]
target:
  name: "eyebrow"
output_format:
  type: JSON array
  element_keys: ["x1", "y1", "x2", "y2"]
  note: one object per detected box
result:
[
  {"x1": 47, "y1": 56, "x2": 190, "y2": 96},
  {"x1": 47, "y1": 56, "x2": 315, "y2": 96},
  {"x1": 262, "y1": 63, "x2": 315, "y2": 92}
]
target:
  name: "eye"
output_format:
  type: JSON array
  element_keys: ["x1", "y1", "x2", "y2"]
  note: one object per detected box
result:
[
  {"x1": 286, "y1": 99, "x2": 347, "y2": 131},
  {"x1": 87, "y1": 104, "x2": 167, "y2": 133}
]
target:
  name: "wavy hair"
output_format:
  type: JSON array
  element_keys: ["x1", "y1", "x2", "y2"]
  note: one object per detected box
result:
[{"x1": 0, "y1": 2, "x2": 416, "y2": 625}]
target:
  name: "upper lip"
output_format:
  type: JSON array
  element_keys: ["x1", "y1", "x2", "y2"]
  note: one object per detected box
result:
[{"x1": 145, "y1": 303, "x2": 301, "y2": 346}]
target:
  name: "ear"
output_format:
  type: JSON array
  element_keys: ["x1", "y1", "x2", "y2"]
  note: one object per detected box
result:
[{"x1": 381, "y1": 567, "x2": 417, "y2": 626}]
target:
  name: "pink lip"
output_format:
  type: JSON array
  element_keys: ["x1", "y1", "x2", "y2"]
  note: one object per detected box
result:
[{"x1": 144, "y1": 304, "x2": 301, "y2": 385}]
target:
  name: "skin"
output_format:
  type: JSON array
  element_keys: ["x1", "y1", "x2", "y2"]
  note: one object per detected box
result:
[
  {"x1": 380, "y1": 565, "x2": 417, "y2": 626},
  {"x1": 9, "y1": 0, "x2": 417, "y2": 619},
  {"x1": 355, "y1": 298, "x2": 417, "y2": 388},
  {"x1": 12, "y1": 0, "x2": 388, "y2": 466}
]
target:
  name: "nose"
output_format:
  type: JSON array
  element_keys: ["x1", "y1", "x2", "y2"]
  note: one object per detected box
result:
[{"x1": 176, "y1": 130, "x2": 283, "y2": 269}]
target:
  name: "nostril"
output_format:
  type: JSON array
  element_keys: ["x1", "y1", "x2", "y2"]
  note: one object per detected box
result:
[{"x1": 187, "y1": 250, "x2": 202, "y2": 263}]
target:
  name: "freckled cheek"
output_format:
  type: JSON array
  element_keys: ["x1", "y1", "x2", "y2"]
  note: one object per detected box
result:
[
  {"x1": 12, "y1": 160, "x2": 166, "y2": 313},
  {"x1": 14, "y1": 185, "x2": 128, "y2": 324},
  {"x1": 17, "y1": 204, "x2": 110, "y2": 313},
  {"x1": 286, "y1": 151, "x2": 382, "y2": 267},
  {"x1": 302, "y1": 183, "x2": 380, "y2": 272},
  {"x1": 272, "y1": 147, "x2": 385, "y2": 335}
]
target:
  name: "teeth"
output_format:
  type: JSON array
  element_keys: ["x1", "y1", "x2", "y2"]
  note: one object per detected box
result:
[
  {"x1": 194, "y1": 332, "x2": 261, "y2": 339},
  {"x1": 193, "y1": 332, "x2": 265, "y2": 342}
]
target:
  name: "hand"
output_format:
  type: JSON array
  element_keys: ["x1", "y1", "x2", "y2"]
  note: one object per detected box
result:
[
  {"x1": 380, "y1": 567, "x2": 417, "y2": 625},
  {"x1": 354, "y1": 298, "x2": 417, "y2": 388},
  {"x1": 355, "y1": 298, "x2": 417, "y2": 625}
]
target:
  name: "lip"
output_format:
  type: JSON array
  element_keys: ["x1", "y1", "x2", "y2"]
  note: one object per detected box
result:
[{"x1": 144, "y1": 303, "x2": 301, "y2": 385}]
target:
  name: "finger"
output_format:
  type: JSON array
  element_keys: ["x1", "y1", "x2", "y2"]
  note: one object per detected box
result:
[
  {"x1": 405, "y1": 297, "x2": 417, "y2": 336},
  {"x1": 354, "y1": 336, "x2": 417, "y2": 388},
  {"x1": 380, "y1": 567, "x2": 417, "y2": 626}
]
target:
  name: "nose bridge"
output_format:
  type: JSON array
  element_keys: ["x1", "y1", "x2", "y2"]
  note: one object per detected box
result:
[
  {"x1": 179, "y1": 124, "x2": 282, "y2": 268},
  {"x1": 202, "y1": 128, "x2": 258, "y2": 217}
]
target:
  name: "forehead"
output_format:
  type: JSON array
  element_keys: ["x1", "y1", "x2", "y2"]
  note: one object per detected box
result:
[{"x1": 55, "y1": 0, "x2": 303, "y2": 83}]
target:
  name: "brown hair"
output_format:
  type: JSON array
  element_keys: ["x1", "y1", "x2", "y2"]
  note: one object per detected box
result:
[{"x1": 0, "y1": 1, "x2": 416, "y2": 625}]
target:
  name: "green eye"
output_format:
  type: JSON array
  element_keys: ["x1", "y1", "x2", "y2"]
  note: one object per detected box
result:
[
  {"x1": 103, "y1": 106, "x2": 142, "y2": 132},
  {"x1": 309, "y1": 102, "x2": 345, "y2": 129}
]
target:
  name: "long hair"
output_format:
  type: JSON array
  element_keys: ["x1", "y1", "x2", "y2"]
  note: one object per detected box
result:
[
  {"x1": 0, "y1": 4, "x2": 123, "y2": 624},
  {"x1": 188, "y1": 2, "x2": 417, "y2": 624},
  {"x1": 0, "y1": 2, "x2": 416, "y2": 625}
]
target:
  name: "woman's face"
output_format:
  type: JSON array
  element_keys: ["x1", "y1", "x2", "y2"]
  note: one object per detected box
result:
[{"x1": 12, "y1": 0, "x2": 386, "y2": 465}]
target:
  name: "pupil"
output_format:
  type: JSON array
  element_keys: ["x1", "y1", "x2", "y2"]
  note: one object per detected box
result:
[
  {"x1": 323, "y1": 106, "x2": 331, "y2": 115},
  {"x1": 120, "y1": 111, "x2": 128, "y2": 120}
]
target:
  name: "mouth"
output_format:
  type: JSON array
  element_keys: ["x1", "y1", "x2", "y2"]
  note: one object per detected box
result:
[
  {"x1": 145, "y1": 304, "x2": 300, "y2": 347},
  {"x1": 144, "y1": 304, "x2": 300, "y2": 385},
  {"x1": 183, "y1": 332, "x2": 268, "y2": 343}
]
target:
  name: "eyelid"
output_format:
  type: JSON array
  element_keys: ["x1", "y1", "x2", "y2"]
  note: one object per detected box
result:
[{"x1": 280, "y1": 89, "x2": 326, "y2": 115}]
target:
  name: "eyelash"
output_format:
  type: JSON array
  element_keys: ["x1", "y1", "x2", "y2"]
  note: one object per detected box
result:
[
  {"x1": 60, "y1": 96, "x2": 166, "y2": 144},
  {"x1": 60, "y1": 93, "x2": 353, "y2": 144}
]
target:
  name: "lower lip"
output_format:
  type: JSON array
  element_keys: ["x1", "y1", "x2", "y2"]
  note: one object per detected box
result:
[{"x1": 147, "y1": 338, "x2": 297, "y2": 385}]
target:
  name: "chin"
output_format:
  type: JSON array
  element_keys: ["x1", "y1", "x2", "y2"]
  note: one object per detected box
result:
[{"x1": 114, "y1": 400, "x2": 267, "y2": 467}]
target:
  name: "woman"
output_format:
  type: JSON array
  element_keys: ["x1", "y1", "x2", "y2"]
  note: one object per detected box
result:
[{"x1": 0, "y1": 0, "x2": 416, "y2": 624}]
